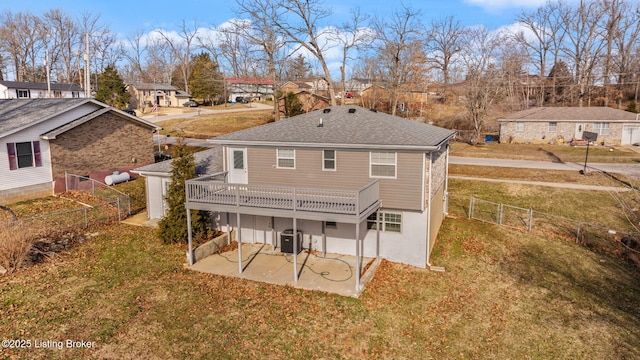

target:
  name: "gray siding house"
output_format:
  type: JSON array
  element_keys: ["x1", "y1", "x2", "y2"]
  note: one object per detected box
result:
[
  {"x1": 499, "y1": 107, "x2": 640, "y2": 145},
  {"x1": 182, "y1": 106, "x2": 455, "y2": 291}
]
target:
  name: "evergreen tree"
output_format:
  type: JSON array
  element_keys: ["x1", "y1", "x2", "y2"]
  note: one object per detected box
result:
[
  {"x1": 95, "y1": 65, "x2": 130, "y2": 109},
  {"x1": 284, "y1": 92, "x2": 304, "y2": 118},
  {"x1": 627, "y1": 101, "x2": 638, "y2": 114},
  {"x1": 157, "y1": 141, "x2": 208, "y2": 244},
  {"x1": 188, "y1": 52, "x2": 224, "y2": 104}
]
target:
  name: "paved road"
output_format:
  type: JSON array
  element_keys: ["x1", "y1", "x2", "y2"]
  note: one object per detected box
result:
[{"x1": 449, "y1": 156, "x2": 640, "y2": 177}]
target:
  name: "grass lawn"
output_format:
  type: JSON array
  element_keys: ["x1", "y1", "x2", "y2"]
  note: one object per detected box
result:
[
  {"x1": 1, "y1": 180, "x2": 639, "y2": 358},
  {"x1": 451, "y1": 141, "x2": 640, "y2": 163},
  {"x1": 157, "y1": 109, "x2": 274, "y2": 139}
]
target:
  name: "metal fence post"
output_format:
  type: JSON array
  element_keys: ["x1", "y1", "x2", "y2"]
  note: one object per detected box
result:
[
  {"x1": 117, "y1": 197, "x2": 121, "y2": 221},
  {"x1": 469, "y1": 196, "x2": 474, "y2": 219},
  {"x1": 84, "y1": 208, "x2": 88, "y2": 227},
  {"x1": 527, "y1": 209, "x2": 533, "y2": 232},
  {"x1": 65, "y1": 171, "x2": 69, "y2": 192},
  {"x1": 498, "y1": 203, "x2": 503, "y2": 225}
]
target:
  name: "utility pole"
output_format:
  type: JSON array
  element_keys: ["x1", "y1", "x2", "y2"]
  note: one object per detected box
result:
[
  {"x1": 84, "y1": 33, "x2": 90, "y2": 98},
  {"x1": 45, "y1": 49, "x2": 51, "y2": 98}
]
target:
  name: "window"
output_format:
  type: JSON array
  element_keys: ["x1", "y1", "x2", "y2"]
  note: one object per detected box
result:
[
  {"x1": 548, "y1": 122, "x2": 557, "y2": 132},
  {"x1": 53, "y1": 91, "x2": 62, "y2": 98},
  {"x1": 277, "y1": 149, "x2": 295, "y2": 168},
  {"x1": 516, "y1": 122, "x2": 524, "y2": 131},
  {"x1": 72, "y1": 91, "x2": 80, "y2": 98},
  {"x1": 323, "y1": 150, "x2": 336, "y2": 171},
  {"x1": 370, "y1": 152, "x2": 396, "y2": 178},
  {"x1": 367, "y1": 212, "x2": 402, "y2": 233},
  {"x1": 593, "y1": 122, "x2": 610, "y2": 135},
  {"x1": 325, "y1": 221, "x2": 337, "y2": 229},
  {"x1": 233, "y1": 150, "x2": 244, "y2": 170},
  {"x1": 17, "y1": 89, "x2": 30, "y2": 98},
  {"x1": 7, "y1": 141, "x2": 42, "y2": 170}
]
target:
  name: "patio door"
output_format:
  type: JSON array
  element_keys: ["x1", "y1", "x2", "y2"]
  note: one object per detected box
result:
[
  {"x1": 228, "y1": 147, "x2": 248, "y2": 184},
  {"x1": 575, "y1": 123, "x2": 585, "y2": 139}
]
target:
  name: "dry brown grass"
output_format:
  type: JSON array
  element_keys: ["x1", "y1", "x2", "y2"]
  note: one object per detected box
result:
[
  {"x1": 0, "y1": 223, "x2": 32, "y2": 273},
  {"x1": 157, "y1": 109, "x2": 274, "y2": 138}
]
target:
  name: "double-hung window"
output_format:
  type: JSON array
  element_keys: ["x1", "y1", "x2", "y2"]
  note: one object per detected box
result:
[
  {"x1": 516, "y1": 122, "x2": 524, "y2": 131},
  {"x1": 548, "y1": 122, "x2": 557, "y2": 132},
  {"x1": 367, "y1": 212, "x2": 402, "y2": 233},
  {"x1": 370, "y1": 152, "x2": 396, "y2": 178},
  {"x1": 17, "y1": 89, "x2": 30, "y2": 98},
  {"x1": 6, "y1": 141, "x2": 42, "y2": 170},
  {"x1": 277, "y1": 149, "x2": 295, "y2": 168},
  {"x1": 593, "y1": 122, "x2": 610, "y2": 135},
  {"x1": 323, "y1": 150, "x2": 336, "y2": 171}
]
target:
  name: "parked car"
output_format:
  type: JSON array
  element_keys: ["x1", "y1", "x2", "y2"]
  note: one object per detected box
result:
[
  {"x1": 345, "y1": 92, "x2": 354, "y2": 98},
  {"x1": 122, "y1": 109, "x2": 136, "y2": 116},
  {"x1": 183, "y1": 100, "x2": 198, "y2": 107}
]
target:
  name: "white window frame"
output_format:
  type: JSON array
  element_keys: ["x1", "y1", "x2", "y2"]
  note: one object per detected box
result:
[
  {"x1": 17, "y1": 89, "x2": 30, "y2": 98},
  {"x1": 322, "y1": 149, "x2": 336, "y2": 171},
  {"x1": 369, "y1": 151, "x2": 397, "y2": 179},
  {"x1": 548, "y1": 122, "x2": 557, "y2": 132},
  {"x1": 367, "y1": 212, "x2": 402, "y2": 233},
  {"x1": 516, "y1": 122, "x2": 524, "y2": 131},
  {"x1": 276, "y1": 148, "x2": 295, "y2": 169},
  {"x1": 593, "y1": 122, "x2": 610, "y2": 135}
]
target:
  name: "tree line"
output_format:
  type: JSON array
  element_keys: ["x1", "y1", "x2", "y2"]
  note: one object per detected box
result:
[{"x1": 1, "y1": 0, "x2": 639, "y2": 136}]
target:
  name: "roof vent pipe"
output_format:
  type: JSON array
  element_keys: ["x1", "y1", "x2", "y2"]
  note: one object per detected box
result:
[
  {"x1": 348, "y1": 108, "x2": 356, "y2": 113},
  {"x1": 318, "y1": 118, "x2": 323, "y2": 127},
  {"x1": 323, "y1": 108, "x2": 331, "y2": 113}
]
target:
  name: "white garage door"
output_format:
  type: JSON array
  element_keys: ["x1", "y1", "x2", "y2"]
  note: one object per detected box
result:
[{"x1": 622, "y1": 125, "x2": 640, "y2": 145}]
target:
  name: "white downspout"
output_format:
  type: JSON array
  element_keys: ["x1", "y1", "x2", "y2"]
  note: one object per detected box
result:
[{"x1": 426, "y1": 151, "x2": 433, "y2": 267}]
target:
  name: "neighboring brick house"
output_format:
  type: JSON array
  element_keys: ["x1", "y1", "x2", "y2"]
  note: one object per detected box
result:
[
  {"x1": 128, "y1": 83, "x2": 192, "y2": 109},
  {"x1": 182, "y1": 106, "x2": 456, "y2": 292},
  {"x1": 0, "y1": 98, "x2": 159, "y2": 204},
  {"x1": 0, "y1": 80, "x2": 85, "y2": 99},
  {"x1": 499, "y1": 107, "x2": 640, "y2": 145},
  {"x1": 277, "y1": 90, "x2": 330, "y2": 117}
]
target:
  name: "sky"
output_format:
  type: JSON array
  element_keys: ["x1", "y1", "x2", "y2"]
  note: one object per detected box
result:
[
  {"x1": 3, "y1": 0, "x2": 550, "y2": 38},
  {"x1": 1, "y1": 0, "x2": 555, "y2": 79}
]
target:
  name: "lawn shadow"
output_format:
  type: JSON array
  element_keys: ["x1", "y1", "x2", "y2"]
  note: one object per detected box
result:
[{"x1": 537, "y1": 147, "x2": 564, "y2": 163}]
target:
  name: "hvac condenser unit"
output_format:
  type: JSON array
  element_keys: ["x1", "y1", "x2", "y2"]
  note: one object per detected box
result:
[{"x1": 280, "y1": 229, "x2": 302, "y2": 254}]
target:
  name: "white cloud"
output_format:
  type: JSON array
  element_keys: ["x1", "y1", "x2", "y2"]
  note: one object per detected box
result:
[{"x1": 464, "y1": 0, "x2": 548, "y2": 12}]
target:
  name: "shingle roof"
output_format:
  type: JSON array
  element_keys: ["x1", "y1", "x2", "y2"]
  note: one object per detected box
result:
[
  {"x1": 0, "y1": 98, "x2": 89, "y2": 137},
  {"x1": 129, "y1": 83, "x2": 177, "y2": 91},
  {"x1": 133, "y1": 146, "x2": 223, "y2": 176},
  {"x1": 499, "y1": 107, "x2": 640, "y2": 122},
  {"x1": 211, "y1": 106, "x2": 456, "y2": 150},
  {"x1": 0, "y1": 80, "x2": 83, "y2": 92},
  {"x1": 0, "y1": 98, "x2": 159, "y2": 139}
]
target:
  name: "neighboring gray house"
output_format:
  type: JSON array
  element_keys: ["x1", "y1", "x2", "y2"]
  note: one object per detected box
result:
[
  {"x1": 0, "y1": 81, "x2": 84, "y2": 99},
  {"x1": 499, "y1": 107, "x2": 640, "y2": 145},
  {"x1": 180, "y1": 106, "x2": 455, "y2": 291},
  {"x1": 132, "y1": 147, "x2": 222, "y2": 220}
]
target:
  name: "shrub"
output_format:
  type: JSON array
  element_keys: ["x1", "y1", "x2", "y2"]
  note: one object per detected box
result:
[{"x1": 0, "y1": 223, "x2": 32, "y2": 273}]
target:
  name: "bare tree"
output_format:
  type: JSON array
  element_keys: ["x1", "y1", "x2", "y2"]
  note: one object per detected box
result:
[
  {"x1": 426, "y1": 15, "x2": 465, "y2": 102},
  {"x1": 156, "y1": 20, "x2": 200, "y2": 93},
  {"x1": 270, "y1": 0, "x2": 338, "y2": 105},
  {"x1": 515, "y1": 1, "x2": 565, "y2": 106},
  {"x1": 0, "y1": 11, "x2": 45, "y2": 82},
  {"x1": 459, "y1": 26, "x2": 503, "y2": 142},
  {"x1": 371, "y1": 4, "x2": 424, "y2": 115},
  {"x1": 42, "y1": 9, "x2": 80, "y2": 84},
  {"x1": 608, "y1": 0, "x2": 640, "y2": 104},
  {"x1": 559, "y1": 0, "x2": 607, "y2": 106},
  {"x1": 121, "y1": 29, "x2": 149, "y2": 82},
  {"x1": 235, "y1": 0, "x2": 287, "y2": 120},
  {"x1": 329, "y1": 7, "x2": 372, "y2": 105}
]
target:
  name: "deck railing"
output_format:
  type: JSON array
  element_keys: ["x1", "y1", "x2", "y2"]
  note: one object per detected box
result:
[{"x1": 186, "y1": 175, "x2": 379, "y2": 217}]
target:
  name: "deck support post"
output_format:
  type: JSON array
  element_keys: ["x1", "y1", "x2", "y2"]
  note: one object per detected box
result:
[
  {"x1": 187, "y1": 209, "x2": 193, "y2": 266},
  {"x1": 355, "y1": 223, "x2": 361, "y2": 291},
  {"x1": 376, "y1": 209, "x2": 380, "y2": 258},
  {"x1": 226, "y1": 213, "x2": 231, "y2": 245},
  {"x1": 322, "y1": 221, "x2": 326, "y2": 258},
  {"x1": 237, "y1": 212, "x2": 242, "y2": 274},
  {"x1": 293, "y1": 217, "x2": 298, "y2": 282}
]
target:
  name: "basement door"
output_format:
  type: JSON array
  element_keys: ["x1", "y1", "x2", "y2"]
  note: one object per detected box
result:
[{"x1": 228, "y1": 148, "x2": 248, "y2": 184}]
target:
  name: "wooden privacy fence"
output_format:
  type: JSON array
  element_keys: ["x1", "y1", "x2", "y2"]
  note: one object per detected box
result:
[{"x1": 448, "y1": 194, "x2": 640, "y2": 259}]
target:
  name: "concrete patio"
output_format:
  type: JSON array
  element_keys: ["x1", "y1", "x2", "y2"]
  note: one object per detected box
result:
[{"x1": 189, "y1": 243, "x2": 380, "y2": 297}]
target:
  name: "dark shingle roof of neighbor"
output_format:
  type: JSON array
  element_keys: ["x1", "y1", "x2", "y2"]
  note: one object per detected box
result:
[
  {"x1": 129, "y1": 83, "x2": 177, "y2": 91},
  {"x1": 133, "y1": 146, "x2": 223, "y2": 176},
  {"x1": 499, "y1": 107, "x2": 640, "y2": 121},
  {"x1": 0, "y1": 80, "x2": 84, "y2": 92},
  {"x1": 0, "y1": 98, "x2": 89, "y2": 136},
  {"x1": 211, "y1": 106, "x2": 456, "y2": 149}
]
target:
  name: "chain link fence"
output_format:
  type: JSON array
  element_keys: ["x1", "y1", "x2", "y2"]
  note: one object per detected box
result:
[
  {"x1": 65, "y1": 172, "x2": 131, "y2": 217},
  {"x1": 448, "y1": 194, "x2": 640, "y2": 263}
]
